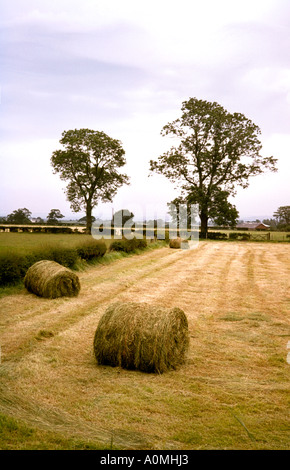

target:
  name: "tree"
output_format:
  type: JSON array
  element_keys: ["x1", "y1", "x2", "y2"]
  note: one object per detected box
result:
[
  {"x1": 169, "y1": 188, "x2": 238, "y2": 230},
  {"x1": 273, "y1": 206, "x2": 290, "y2": 228},
  {"x1": 6, "y1": 208, "x2": 32, "y2": 224},
  {"x1": 167, "y1": 196, "x2": 197, "y2": 229},
  {"x1": 51, "y1": 129, "x2": 129, "y2": 234},
  {"x1": 112, "y1": 209, "x2": 134, "y2": 227},
  {"x1": 149, "y1": 97, "x2": 277, "y2": 236},
  {"x1": 262, "y1": 218, "x2": 277, "y2": 230},
  {"x1": 46, "y1": 209, "x2": 65, "y2": 225},
  {"x1": 205, "y1": 188, "x2": 239, "y2": 227},
  {"x1": 34, "y1": 217, "x2": 45, "y2": 224},
  {"x1": 78, "y1": 215, "x2": 96, "y2": 224}
]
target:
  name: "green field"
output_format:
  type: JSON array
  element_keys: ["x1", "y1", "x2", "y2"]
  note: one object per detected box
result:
[
  {"x1": 207, "y1": 229, "x2": 289, "y2": 241},
  {"x1": 0, "y1": 232, "x2": 112, "y2": 253},
  {"x1": 0, "y1": 230, "x2": 288, "y2": 255}
]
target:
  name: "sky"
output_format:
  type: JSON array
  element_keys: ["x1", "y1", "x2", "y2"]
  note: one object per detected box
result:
[{"x1": 0, "y1": 0, "x2": 289, "y2": 221}]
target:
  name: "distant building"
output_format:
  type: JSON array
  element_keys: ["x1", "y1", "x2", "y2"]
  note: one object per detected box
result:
[{"x1": 236, "y1": 222, "x2": 270, "y2": 231}]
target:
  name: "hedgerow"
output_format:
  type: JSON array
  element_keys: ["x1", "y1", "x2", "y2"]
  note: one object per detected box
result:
[
  {"x1": 0, "y1": 252, "x2": 28, "y2": 286},
  {"x1": 229, "y1": 232, "x2": 251, "y2": 240},
  {"x1": 0, "y1": 240, "x2": 107, "y2": 287},
  {"x1": 75, "y1": 239, "x2": 107, "y2": 260},
  {"x1": 109, "y1": 238, "x2": 147, "y2": 253}
]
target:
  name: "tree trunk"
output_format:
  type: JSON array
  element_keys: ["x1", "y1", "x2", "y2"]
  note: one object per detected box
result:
[
  {"x1": 86, "y1": 201, "x2": 93, "y2": 235},
  {"x1": 200, "y1": 210, "x2": 208, "y2": 239}
]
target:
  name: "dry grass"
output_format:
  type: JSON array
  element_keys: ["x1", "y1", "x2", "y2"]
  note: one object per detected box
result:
[
  {"x1": 0, "y1": 241, "x2": 289, "y2": 449},
  {"x1": 94, "y1": 302, "x2": 189, "y2": 373}
]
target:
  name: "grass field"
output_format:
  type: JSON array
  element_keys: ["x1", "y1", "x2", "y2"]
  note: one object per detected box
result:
[
  {"x1": 0, "y1": 238, "x2": 289, "y2": 449},
  {"x1": 207, "y1": 229, "x2": 289, "y2": 241},
  {"x1": 0, "y1": 230, "x2": 289, "y2": 253},
  {"x1": 0, "y1": 232, "x2": 112, "y2": 253}
]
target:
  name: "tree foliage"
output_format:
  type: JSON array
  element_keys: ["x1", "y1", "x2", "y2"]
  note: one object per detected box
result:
[
  {"x1": 46, "y1": 209, "x2": 64, "y2": 225},
  {"x1": 112, "y1": 209, "x2": 134, "y2": 227},
  {"x1": 262, "y1": 207, "x2": 290, "y2": 231},
  {"x1": 78, "y1": 215, "x2": 96, "y2": 223},
  {"x1": 51, "y1": 129, "x2": 129, "y2": 234},
  {"x1": 273, "y1": 206, "x2": 290, "y2": 227},
  {"x1": 6, "y1": 208, "x2": 32, "y2": 224},
  {"x1": 262, "y1": 218, "x2": 277, "y2": 230},
  {"x1": 33, "y1": 217, "x2": 45, "y2": 224},
  {"x1": 150, "y1": 97, "x2": 277, "y2": 235}
]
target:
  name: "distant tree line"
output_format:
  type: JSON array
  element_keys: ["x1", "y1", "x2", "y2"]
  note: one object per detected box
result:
[
  {"x1": 262, "y1": 206, "x2": 290, "y2": 231},
  {"x1": 1, "y1": 205, "x2": 289, "y2": 232},
  {"x1": 0, "y1": 207, "x2": 134, "y2": 227},
  {"x1": 0, "y1": 208, "x2": 66, "y2": 225}
]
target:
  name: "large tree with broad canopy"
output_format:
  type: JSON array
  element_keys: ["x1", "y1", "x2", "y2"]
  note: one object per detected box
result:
[
  {"x1": 150, "y1": 98, "x2": 277, "y2": 236},
  {"x1": 51, "y1": 129, "x2": 129, "y2": 234}
]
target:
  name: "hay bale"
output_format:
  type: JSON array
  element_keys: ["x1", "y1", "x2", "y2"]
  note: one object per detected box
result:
[
  {"x1": 169, "y1": 237, "x2": 181, "y2": 249},
  {"x1": 169, "y1": 238, "x2": 189, "y2": 249},
  {"x1": 93, "y1": 302, "x2": 189, "y2": 373},
  {"x1": 24, "y1": 260, "x2": 80, "y2": 298}
]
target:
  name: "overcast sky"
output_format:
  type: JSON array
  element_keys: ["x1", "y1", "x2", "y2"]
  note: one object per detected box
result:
[{"x1": 1, "y1": 0, "x2": 289, "y2": 221}]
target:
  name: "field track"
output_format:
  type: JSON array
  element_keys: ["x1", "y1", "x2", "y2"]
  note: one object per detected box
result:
[{"x1": 0, "y1": 241, "x2": 289, "y2": 449}]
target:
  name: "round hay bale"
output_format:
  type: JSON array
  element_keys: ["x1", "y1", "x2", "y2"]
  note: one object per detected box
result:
[
  {"x1": 93, "y1": 302, "x2": 189, "y2": 373},
  {"x1": 24, "y1": 260, "x2": 80, "y2": 298},
  {"x1": 169, "y1": 238, "x2": 181, "y2": 249},
  {"x1": 169, "y1": 238, "x2": 189, "y2": 249}
]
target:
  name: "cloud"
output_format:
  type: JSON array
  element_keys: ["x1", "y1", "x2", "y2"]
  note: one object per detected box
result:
[
  {"x1": 0, "y1": 21, "x2": 149, "y2": 141},
  {"x1": 0, "y1": 0, "x2": 289, "y2": 218},
  {"x1": 232, "y1": 133, "x2": 290, "y2": 218}
]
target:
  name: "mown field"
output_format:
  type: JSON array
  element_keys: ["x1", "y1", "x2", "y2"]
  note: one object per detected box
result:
[{"x1": 0, "y1": 236, "x2": 289, "y2": 450}]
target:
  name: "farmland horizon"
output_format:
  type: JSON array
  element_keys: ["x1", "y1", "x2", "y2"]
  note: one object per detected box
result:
[{"x1": 0, "y1": 209, "x2": 280, "y2": 224}]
